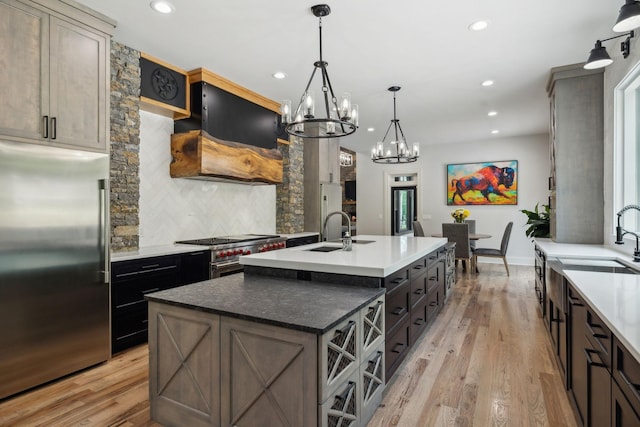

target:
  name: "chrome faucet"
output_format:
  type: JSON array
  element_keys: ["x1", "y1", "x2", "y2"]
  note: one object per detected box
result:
[
  {"x1": 615, "y1": 204, "x2": 640, "y2": 262},
  {"x1": 322, "y1": 211, "x2": 352, "y2": 251}
]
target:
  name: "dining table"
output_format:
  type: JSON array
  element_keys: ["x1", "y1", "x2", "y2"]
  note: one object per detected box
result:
[{"x1": 430, "y1": 233, "x2": 492, "y2": 240}]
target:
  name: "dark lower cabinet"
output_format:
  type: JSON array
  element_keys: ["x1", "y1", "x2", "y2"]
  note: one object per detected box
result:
[
  {"x1": 285, "y1": 234, "x2": 320, "y2": 248},
  {"x1": 111, "y1": 250, "x2": 211, "y2": 354},
  {"x1": 584, "y1": 335, "x2": 611, "y2": 427},
  {"x1": 612, "y1": 378, "x2": 640, "y2": 427},
  {"x1": 547, "y1": 265, "x2": 568, "y2": 386},
  {"x1": 568, "y1": 284, "x2": 588, "y2": 425},
  {"x1": 612, "y1": 337, "x2": 640, "y2": 427},
  {"x1": 384, "y1": 247, "x2": 447, "y2": 380}
]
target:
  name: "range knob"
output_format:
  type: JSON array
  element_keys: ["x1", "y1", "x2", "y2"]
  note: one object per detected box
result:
[
  {"x1": 226, "y1": 250, "x2": 234, "y2": 257},
  {"x1": 244, "y1": 249, "x2": 251, "y2": 255},
  {"x1": 234, "y1": 249, "x2": 242, "y2": 255},
  {"x1": 216, "y1": 251, "x2": 223, "y2": 258},
  {"x1": 278, "y1": 242, "x2": 286, "y2": 248}
]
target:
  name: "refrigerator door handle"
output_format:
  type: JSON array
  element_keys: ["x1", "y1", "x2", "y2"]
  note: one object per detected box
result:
[{"x1": 99, "y1": 179, "x2": 110, "y2": 284}]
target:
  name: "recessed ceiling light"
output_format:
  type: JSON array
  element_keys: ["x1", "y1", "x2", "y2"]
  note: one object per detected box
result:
[
  {"x1": 150, "y1": 0, "x2": 174, "y2": 14},
  {"x1": 272, "y1": 71, "x2": 287, "y2": 79},
  {"x1": 488, "y1": 111, "x2": 498, "y2": 117},
  {"x1": 468, "y1": 20, "x2": 489, "y2": 31},
  {"x1": 491, "y1": 129, "x2": 500, "y2": 134},
  {"x1": 481, "y1": 80, "x2": 494, "y2": 87},
  {"x1": 367, "y1": 127, "x2": 375, "y2": 132}
]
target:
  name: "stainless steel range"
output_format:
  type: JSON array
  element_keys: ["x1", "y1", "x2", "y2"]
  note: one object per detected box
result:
[{"x1": 176, "y1": 234, "x2": 286, "y2": 278}]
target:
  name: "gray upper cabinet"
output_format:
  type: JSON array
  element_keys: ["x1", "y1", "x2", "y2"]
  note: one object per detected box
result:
[
  {"x1": 547, "y1": 64, "x2": 604, "y2": 244},
  {"x1": 0, "y1": 0, "x2": 114, "y2": 153}
]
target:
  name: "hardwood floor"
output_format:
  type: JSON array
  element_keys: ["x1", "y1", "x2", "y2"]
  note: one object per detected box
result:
[{"x1": 0, "y1": 264, "x2": 577, "y2": 427}]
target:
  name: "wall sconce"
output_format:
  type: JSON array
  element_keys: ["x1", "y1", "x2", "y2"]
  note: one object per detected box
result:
[
  {"x1": 614, "y1": 0, "x2": 640, "y2": 32},
  {"x1": 340, "y1": 151, "x2": 353, "y2": 167},
  {"x1": 584, "y1": 31, "x2": 634, "y2": 69}
]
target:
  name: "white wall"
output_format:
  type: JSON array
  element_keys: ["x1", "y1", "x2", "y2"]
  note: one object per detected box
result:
[
  {"x1": 356, "y1": 134, "x2": 550, "y2": 265},
  {"x1": 138, "y1": 111, "x2": 276, "y2": 246}
]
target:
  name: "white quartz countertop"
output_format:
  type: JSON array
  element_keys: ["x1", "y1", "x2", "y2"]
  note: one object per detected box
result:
[
  {"x1": 564, "y1": 270, "x2": 640, "y2": 362},
  {"x1": 111, "y1": 244, "x2": 206, "y2": 262},
  {"x1": 534, "y1": 238, "x2": 627, "y2": 260},
  {"x1": 278, "y1": 232, "x2": 320, "y2": 239},
  {"x1": 239, "y1": 234, "x2": 448, "y2": 277}
]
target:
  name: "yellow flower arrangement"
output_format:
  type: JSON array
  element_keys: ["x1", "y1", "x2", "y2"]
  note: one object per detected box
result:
[{"x1": 451, "y1": 208, "x2": 470, "y2": 223}]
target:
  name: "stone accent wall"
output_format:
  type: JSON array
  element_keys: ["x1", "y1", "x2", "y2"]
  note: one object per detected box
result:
[
  {"x1": 110, "y1": 41, "x2": 141, "y2": 251},
  {"x1": 276, "y1": 137, "x2": 305, "y2": 233}
]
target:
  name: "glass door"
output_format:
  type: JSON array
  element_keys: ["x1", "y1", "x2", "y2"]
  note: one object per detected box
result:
[{"x1": 391, "y1": 186, "x2": 417, "y2": 235}]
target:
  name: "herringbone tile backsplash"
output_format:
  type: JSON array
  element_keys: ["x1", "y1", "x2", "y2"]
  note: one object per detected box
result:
[{"x1": 138, "y1": 111, "x2": 276, "y2": 246}]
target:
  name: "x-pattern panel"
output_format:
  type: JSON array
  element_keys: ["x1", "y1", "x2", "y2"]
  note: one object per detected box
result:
[
  {"x1": 363, "y1": 351, "x2": 384, "y2": 404},
  {"x1": 327, "y1": 381, "x2": 357, "y2": 427},
  {"x1": 156, "y1": 313, "x2": 212, "y2": 413},
  {"x1": 230, "y1": 330, "x2": 304, "y2": 425},
  {"x1": 327, "y1": 321, "x2": 357, "y2": 382},
  {"x1": 363, "y1": 301, "x2": 383, "y2": 350}
]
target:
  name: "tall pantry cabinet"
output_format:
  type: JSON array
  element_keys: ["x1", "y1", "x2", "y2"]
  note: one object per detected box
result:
[
  {"x1": 0, "y1": 0, "x2": 114, "y2": 153},
  {"x1": 546, "y1": 64, "x2": 604, "y2": 244}
]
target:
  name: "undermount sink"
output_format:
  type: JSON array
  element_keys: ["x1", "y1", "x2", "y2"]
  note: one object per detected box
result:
[
  {"x1": 326, "y1": 239, "x2": 375, "y2": 244},
  {"x1": 558, "y1": 258, "x2": 638, "y2": 274},
  {"x1": 306, "y1": 245, "x2": 342, "y2": 253}
]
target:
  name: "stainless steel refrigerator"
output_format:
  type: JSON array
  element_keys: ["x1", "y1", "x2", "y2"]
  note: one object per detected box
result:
[{"x1": 0, "y1": 140, "x2": 110, "y2": 399}]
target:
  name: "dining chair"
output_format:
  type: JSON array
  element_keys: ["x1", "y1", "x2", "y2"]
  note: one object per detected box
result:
[
  {"x1": 464, "y1": 219, "x2": 476, "y2": 249},
  {"x1": 473, "y1": 222, "x2": 513, "y2": 276},
  {"x1": 413, "y1": 221, "x2": 425, "y2": 237},
  {"x1": 442, "y1": 223, "x2": 473, "y2": 273}
]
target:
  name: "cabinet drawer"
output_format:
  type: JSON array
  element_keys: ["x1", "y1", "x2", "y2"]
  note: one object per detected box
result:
[
  {"x1": 410, "y1": 300, "x2": 428, "y2": 345},
  {"x1": 586, "y1": 307, "x2": 611, "y2": 368},
  {"x1": 613, "y1": 336, "x2": 640, "y2": 417},
  {"x1": 112, "y1": 306, "x2": 148, "y2": 353},
  {"x1": 385, "y1": 318, "x2": 410, "y2": 379},
  {"x1": 409, "y1": 257, "x2": 427, "y2": 280},
  {"x1": 426, "y1": 249, "x2": 440, "y2": 268},
  {"x1": 361, "y1": 297, "x2": 384, "y2": 359},
  {"x1": 113, "y1": 305, "x2": 148, "y2": 339},
  {"x1": 319, "y1": 369, "x2": 359, "y2": 427},
  {"x1": 384, "y1": 267, "x2": 409, "y2": 292},
  {"x1": 360, "y1": 345, "x2": 385, "y2": 426},
  {"x1": 426, "y1": 268, "x2": 440, "y2": 295},
  {"x1": 112, "y1": 275, "x2": 178, "y2": 308},
  {"x1": 409, "y1": 271, "x2": 427, "y2": 308},
  {"x1": 319, "y1": 312, "x2": 359, "y2": 402},
  {"x1": 385, "y1": 282, "x2": 409, "y2": 334},
  {"x1": 112, "y1": 255, "x2": 180, "y2": 278},
  {"x1": 427, "y1": 288, "x2": 440, "y2": 322}
]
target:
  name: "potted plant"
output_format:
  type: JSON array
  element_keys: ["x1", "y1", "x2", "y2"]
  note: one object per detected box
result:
[{"x1": 520, "y1": 203, "x2": 550, "y2": 239}]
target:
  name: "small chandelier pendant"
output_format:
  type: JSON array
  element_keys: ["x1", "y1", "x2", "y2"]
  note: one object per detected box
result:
[
  {"x1": 281, "y1": 4, "x2": 358, "y2": 139},
  {"x1": 371, "y1": 86, "x2": 420, "y2": 164}
]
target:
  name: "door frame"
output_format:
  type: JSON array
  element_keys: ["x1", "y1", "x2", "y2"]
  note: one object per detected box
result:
[{"x1": 383, "y1": 170, "x2": 421, "y2": 236}]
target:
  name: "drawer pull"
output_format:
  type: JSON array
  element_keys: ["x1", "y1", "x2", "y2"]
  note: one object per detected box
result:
[
  {"x1": 413, "y1": 265, "x2": 424, "y2": 270},
  {"x1": 142, "y1": 287, "x2": 160, "y2": 294},
  {"x1": 392, "y1": 343, "x2": 406, "y2": 354},
  {"x1": 414, "y1": 288, "x2": 424, "y2": 295},
  {"x1": 429, "y1": 300, "x2": 437, "y2": 307},
  {"x1": 587, "y1": 322, "x2": 608, "y2": 339},
  {"x1": 584, "y1": 348, "x2": 606, "y2": 368},
  {"x1": 567, "y1": 296, "x2": 583, "y2": 306},
  {"x1": 335, "y1": 320, "x2": 355, "y2": 335},
  {"x1": 414, "y1": 318, "x2": 425, "y2": 326},
  {"x1": 51, "y1": 117, "x2": 56, "y2": 139},
  {"x1": 141, "y1": 263, "x2": 161, "y2": 269},
  {"x1": 392, "y1": 307, "x2": 406, "y2": 316},
  {"x1": 42, "y1": 115, "x2": 48, "y2": 138},
  {"x1": 336, "y1": 382, "x2": 355, "y2": 402}
]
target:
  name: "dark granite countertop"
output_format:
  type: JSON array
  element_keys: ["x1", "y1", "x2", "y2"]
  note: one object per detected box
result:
[{"x1": 145, "y1": 273, "x2": 385, "y2": 335}]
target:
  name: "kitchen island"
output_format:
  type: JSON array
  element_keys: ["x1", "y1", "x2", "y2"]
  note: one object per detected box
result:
[
  {"x1": 146, "y1": 234, "x2": 450, "y2": 426},
  {"x1": 146, "y1": 274, "x2": 385, "y2": 427},
  {"x1": 241, "y1": 234, "x2": 450, "y2": 378}
]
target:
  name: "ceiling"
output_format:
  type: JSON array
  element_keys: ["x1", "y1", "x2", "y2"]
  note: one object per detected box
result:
[{"x1": 76, "y1": 0, "x2": 622, "y2": 155}]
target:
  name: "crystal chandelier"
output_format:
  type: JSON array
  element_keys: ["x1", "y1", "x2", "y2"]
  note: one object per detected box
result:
[
  {"x1": 371, "y1": 86, "x2": 419, "y2": 164},
  {"x1": 281, "y1": 4, "x2": 358, "y2": 139}
]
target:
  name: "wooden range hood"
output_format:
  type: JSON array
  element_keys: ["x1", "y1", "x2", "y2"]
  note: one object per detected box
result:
[
  {"x1": 171, "y1": 68, "x2": 286, "y2": 185},
  {"x1": 170, "y1": 130, "x2": 283, "y2": 185}
]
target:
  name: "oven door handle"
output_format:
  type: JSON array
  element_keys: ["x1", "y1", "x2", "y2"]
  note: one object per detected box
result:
[{"x1": 214, "y1": 261, "x2": 241, "y2": 270}]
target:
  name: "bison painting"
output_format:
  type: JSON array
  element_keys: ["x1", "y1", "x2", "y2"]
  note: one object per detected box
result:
[{"x1": 447, "y1": 161, "x2": 518, "y2": 205}]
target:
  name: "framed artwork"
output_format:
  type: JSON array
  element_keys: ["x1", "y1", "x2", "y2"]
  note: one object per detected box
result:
[{"x1": 447, "y1": 160, "x2": 518, "y2": 205}]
